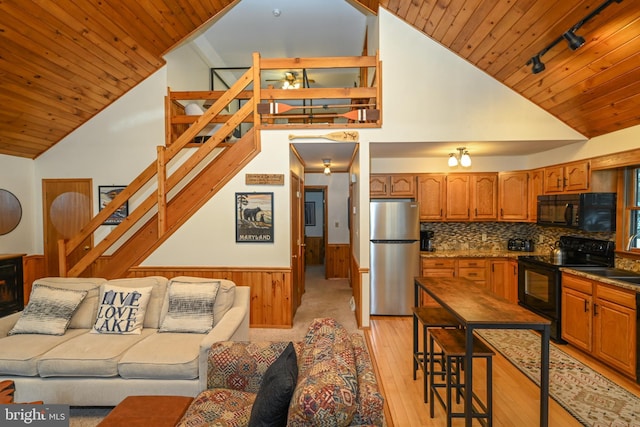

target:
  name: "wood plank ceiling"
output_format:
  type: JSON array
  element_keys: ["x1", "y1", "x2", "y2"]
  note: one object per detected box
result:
[{"x1": 1, "y1": 0, "x2": 639, "y2": 159}]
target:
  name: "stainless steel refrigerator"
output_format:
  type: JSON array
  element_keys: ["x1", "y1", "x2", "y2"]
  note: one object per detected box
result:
[{"x1": 370, "y1": 200, "x2": 420, "y2": 315}]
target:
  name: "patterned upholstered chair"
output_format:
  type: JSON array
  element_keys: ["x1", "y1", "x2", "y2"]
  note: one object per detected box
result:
[{"x1": 177, "y1": 318, "x2": 385, "y2": 426}]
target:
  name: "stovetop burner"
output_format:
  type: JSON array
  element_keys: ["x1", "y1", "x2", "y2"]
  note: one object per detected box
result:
[{"x1": 519, "y1": 236, "x2": 615, "y2": 268}]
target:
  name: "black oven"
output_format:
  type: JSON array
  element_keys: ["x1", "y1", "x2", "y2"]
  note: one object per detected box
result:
[
  {"x1": 518, "y1": 257, "x2": 563, "y2": 342},
  {"x1": 517, "y1": 236, "x2": 615, "y2": 343}
]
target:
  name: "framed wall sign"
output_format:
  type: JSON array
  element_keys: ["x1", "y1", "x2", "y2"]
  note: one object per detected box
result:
[
  {"x1": 304, "y1": 202, "x2": 315, "y2": 226},
  {"x1": 98, "y1": 185, "x2": 128, "y2": 226},
  {"x1": 236, "y1": 192, "x2": 274, "y2": 243}
]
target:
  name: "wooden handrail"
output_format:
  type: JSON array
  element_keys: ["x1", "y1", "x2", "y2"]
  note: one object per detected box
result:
[{"x1": 59, "y1": 52, "x2": 381, "y2": 276}]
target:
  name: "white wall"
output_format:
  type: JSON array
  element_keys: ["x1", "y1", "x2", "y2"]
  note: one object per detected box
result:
[
  {"x1": 0, "y1": 155, "x2": 36, "y2": 254},
  {"x1": 304, "y1": 172, "x2": 350, "y2": 244}
]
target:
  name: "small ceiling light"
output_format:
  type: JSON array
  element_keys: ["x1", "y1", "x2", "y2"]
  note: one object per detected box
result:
[
  {"x1": 563, "y1": 30, "x2": 585, "y2": 50},
  {"x1": 323, "y1": 159, "x2": 331, "y2": 175},
  {"x1": 448, "y1": 147, "x2": 472, "y2": 168},
  {"x1": 530, "y1": 55, "x2": 545, "y2": 74},
  {"x1": 272, "y1": 8, "x2": 281, "y2": 17}
]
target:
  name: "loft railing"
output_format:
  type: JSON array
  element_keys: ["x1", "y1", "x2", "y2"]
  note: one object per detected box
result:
[{"x1": 58, "y1": 52, "x2": 381, "y2": 277}]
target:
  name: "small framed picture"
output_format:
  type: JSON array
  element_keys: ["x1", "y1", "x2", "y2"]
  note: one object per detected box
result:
[
  {"x1": 236, "y1": 192, "x2": 273, "y2": 243},
  {"x1": 99, "y1": 186, "x2": 128, "y2": 226}
]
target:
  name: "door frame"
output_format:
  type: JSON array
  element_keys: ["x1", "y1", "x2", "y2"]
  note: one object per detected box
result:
[{"x1": 304, "y1": 186, "x2": 328, "y2": 277}]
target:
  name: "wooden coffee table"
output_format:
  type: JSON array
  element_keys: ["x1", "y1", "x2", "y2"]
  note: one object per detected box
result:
[{"x1": 97, "y1": 395, "x2": 194, "y2": 427}]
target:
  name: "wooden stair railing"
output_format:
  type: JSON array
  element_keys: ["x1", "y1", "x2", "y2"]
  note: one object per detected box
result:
[
  {"x1": 58, "y1": 52, "x2": 382, "y2": 278},
  {"x1": 59, "y1": 66, "x2": 258, "y2": 278}
]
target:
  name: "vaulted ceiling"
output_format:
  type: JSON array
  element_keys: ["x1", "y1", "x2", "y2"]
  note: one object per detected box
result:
[{"x1": 1, "y1": 0, "x2": 639, "y2": 159}]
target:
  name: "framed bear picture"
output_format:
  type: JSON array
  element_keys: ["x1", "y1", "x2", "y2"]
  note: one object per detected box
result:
[{"x1": 236, "y1": 192, "x2": 274, "y2": 243}]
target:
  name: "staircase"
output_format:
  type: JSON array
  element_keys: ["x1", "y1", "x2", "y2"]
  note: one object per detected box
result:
[{"x1": 58, "y1": 53, "x2": 381, "y2": 279}]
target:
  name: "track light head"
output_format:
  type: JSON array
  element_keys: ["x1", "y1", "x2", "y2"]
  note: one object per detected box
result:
[
  {"x1": 530, "y1": 55, "x2": 545, "y2": 74},
  {"x1": 563, "y1": 30, "x2": 585, "y2": 50}
]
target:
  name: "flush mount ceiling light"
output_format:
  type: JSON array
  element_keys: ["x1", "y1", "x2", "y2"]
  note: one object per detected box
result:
[
  {"x1": 526, "y1": 0, "x2": 623, "y2": 74},
  {"x1": 323, "y1": 159, "x2": 331, "y2": 175},
  {"x1": 272, "y1": 8, "x2": 281, "y2": 17},
  {"x1": 448, "y1": 147, "x2": 471, "y2": 168}
]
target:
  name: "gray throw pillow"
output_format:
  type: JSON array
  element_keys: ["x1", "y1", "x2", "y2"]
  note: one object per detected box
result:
[
  {"x1": 159, "y1": 280, "x2": 220, "y2": 333},
  {"x1": 9, "y1": 284, "x2": 88, "y2": 335}
]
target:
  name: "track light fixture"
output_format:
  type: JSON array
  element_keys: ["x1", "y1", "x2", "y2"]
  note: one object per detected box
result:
[
  {"x1": 448, "y1": 147, "x2": 471, "y2": 168},
  {"x1": 526, "y1": 0, "x2": 623, "y2": 74}
]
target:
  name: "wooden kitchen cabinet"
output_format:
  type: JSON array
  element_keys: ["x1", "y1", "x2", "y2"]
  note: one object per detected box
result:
[
  {"x1": 417, "y1": 174, "x2": 446, "y2": 220},
  {"x1": 419, "y1": 258, "x2": 456, "y2": 306},
  {"x1": 489, "y1": 259, "x2": 518, "y2": 303},
  {"x1": 561, "y1": 272, "x2": 637, "y2": 378},
  {"x1": 370, "y1": 174, "x2": 415, "y2": 198},
  {"x1": 446, "y1": 174, "x2": 470, "y2": 220},
  {"x1": 458, "y1": 258, "x2": 487, "y2": 289},
  {"x1": 544, "y1": 160, "x2": 590, "y2": 193},
  {"x1": 471, "y1": 174, "x2": 498, "y2": 220},
  {"x1": 499, "y1": 171, "x2": 529, "y2": 221},
  {"x1": 528, "y1": 169, "x2": 544, "y2": 223}
]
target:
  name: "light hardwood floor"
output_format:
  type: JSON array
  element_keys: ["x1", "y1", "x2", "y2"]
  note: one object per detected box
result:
[{"x1": 365, "y1": 316, "x2": 640, "y2": 427}]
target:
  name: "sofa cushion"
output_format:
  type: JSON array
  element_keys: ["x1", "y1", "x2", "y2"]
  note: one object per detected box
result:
[
  {"x1": 105, "y1": 277, "x2": 168, "y2": 329},
  {"x1": 36, "y1": 329, "x2": 154, "y2": 377},
  {"x1": 160, "y1": 277, "x2": 235, "y2": 327},
  {"x1": 248, "y1": 341, "x2": 298, "y2": 427},
  {"x1": 0, "y1": 329, "x2": 87, "y2": 376},
  {"x1": 287, "y1": 318, "x2": 358, "y2": 427},
  {"x1": 29, "y1": 277, "x2": 106, "y2": 329},
  {"x1": 9, "y1": 285, "x2": 88, "y2": 335},
  {"x1": 118, "y1": 332, "x2": 204, "y2": 380},
  {"x1": 159, "y1": 280, "x2": 219, "y2": 333},
  {"x1": 176, "y1": 389, "x2": 256, "y2": 427},
  {"x1": 92, "y1": 284, "x2": 153, "y2": 334}
]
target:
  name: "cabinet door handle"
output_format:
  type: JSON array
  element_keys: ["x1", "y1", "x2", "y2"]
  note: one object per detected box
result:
[
  {"x1": 593, "y1": 303, "x2": 598, "y2": 316},
  {"x1": 584, "y1": 301, "x2": 589, "y2": 313}
]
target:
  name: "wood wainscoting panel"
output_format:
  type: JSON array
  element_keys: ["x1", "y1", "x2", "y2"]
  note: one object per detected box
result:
[
  {"x1": 22, "y1": 255, "x2": 45, "y2": 305},
  {"x1": 326, "y1": 244, "x2": 350, "y2": 279},
  {"x1": 128, "y1": 266, "x2": 293, "y2": 328},
  {"x1": 304, "y1": 236, "x2": 324, "y2": 265},
  {"x1": 351, "y1": 253, "x2": 362, "y2": 329}
]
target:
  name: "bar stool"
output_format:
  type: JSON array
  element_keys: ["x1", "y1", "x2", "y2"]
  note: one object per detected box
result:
[
  {"x1": 412, "y1": 306, "x2": 460, "y2": 402},
  {"x1": 429, "y1": 328, "x2": 494, "y2": 427}
]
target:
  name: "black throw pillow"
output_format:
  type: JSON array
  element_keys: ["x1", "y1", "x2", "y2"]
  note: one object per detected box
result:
[{"x1": 248, "y1": 342, "x2": 299, "y2": 427}]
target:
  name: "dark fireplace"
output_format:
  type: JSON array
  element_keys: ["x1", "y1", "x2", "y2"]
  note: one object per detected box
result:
[{"x1": 0, "y1": 256, "x2": 24, "y2": 317}]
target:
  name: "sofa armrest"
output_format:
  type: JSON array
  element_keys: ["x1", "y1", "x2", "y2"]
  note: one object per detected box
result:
[
  {"x1": 205, "y1": 341, "x2": 290, "y2": 394},
  {"x1": 350, "y1": 333, "x2": 385, "y2": 426},
  {"x1": 0, "y1": 312, "x2": 21, "y2": 338},
  {"x1": 197, "y1": 286, "x2": 250, "y2": 390}
]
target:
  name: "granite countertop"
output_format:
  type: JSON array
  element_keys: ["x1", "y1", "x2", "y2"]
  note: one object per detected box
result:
[
  {"x1": 561, "y1": 268, "x2": 640, "y2": 294},
  {"x1": 420, "y1": 250, "x2": 543, "y2": 259}
]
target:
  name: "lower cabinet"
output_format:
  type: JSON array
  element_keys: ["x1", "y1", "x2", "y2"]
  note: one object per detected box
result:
[
  {"x1": 420, "y1": 257, "x2": 517, "y2": 304},
  {"x1": 561, "y1": 272, "x2": 637, "y2": 378}
]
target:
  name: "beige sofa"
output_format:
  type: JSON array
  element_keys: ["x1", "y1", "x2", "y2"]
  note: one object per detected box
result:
[{"x1": 0, "y1": 276, "x2": 249, "y2": 406}]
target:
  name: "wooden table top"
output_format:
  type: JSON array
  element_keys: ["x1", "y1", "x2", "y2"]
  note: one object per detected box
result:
[{"x1": 415, "y1": 276, "x2": 551, "y2": 328}]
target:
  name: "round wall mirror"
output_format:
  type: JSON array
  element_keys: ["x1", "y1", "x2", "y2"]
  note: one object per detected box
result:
[{"x1": 0, "y1": 189, "x2": 22, "y2": 235}]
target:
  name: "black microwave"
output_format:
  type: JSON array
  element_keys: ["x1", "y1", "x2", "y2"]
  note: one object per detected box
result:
[{"x1": 537, "y1": 193, "x2": 616, "y2": 231}]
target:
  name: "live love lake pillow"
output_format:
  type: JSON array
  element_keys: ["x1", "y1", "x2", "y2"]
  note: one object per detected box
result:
[
  {"x1": 91, "y1": 284, "x2": 153, "y2": 334},
  {"x1": 9, "y1": 284, "x2": 88, "y2": 336}
]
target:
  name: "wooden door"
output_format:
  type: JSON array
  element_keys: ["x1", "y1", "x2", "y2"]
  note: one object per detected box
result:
[
  {"x1": 446, "y1": 174, "x2": 469, "y2": 220},
  {"x1": 561, "y1": 287, "x2": 592, "y2": 352},
  {"x1": 417, "y1": 174, "x2": 446, "y2": 220},
  {"x1": 291, "y1": 173, "x2": 305, "y2": 309},
  {"x1": 389, "y1": 175, "x2": 415, "y2": 197},
  {"x1": 565, "y1": 161, "x2": 590, "y2": 192},
  {"x1": 42, "y1": 179, "x2": 93, "y2": 277},
  {"x1": 499, "y1": 172, "x2": 528, "y2": 221},
  {"x1": 594, "y1": 289, "x2": 636, "y2": 376},
  {"x1": 471, "y1": 174, "x2": 498, "y2": 220},
  {"x1": 369, "y1": 175, "x2": 389, "y2": 197},
  {"x1": 544, "y1": 166, "x2": 564, "y2": 193}
]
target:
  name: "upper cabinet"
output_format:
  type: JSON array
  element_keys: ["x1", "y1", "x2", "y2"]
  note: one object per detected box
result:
[
  {"x1": 471, "y1": 174, "x2": 498, "y2": 220},
  {"x1": 446, "y1": 174, "x2": 470, "y2": 220},
  {"x1": 370, "y1": 174, "x2": 416, "y2": 198},
  {"x1": 499, "y1": 171, "x2": 529, "y2": 221},
  {"x1": 528, "y1": 169, "x2": 544, "y2": 223},
  {"x1": 417, "y1": 174, "x2": 446, "y2": 221},
  {"x1": 544, "y1": 160, "x2": 590, "y2": 193}
]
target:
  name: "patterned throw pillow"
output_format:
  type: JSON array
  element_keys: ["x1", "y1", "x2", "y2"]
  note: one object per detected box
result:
[
  {"x1": 9, "y1": 284, "x2": 88, "y2": 336},
  {"x1": 159, "y1": 280, "x2": 220, "y2": 333},
  {"x1": 91, "y1": 284, "x2": 153, "y2": 334}
]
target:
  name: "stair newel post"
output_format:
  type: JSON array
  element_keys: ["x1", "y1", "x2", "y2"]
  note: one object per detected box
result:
[
  {"x1": 157, "y1": 145, "x2": 167, "y2": 237},
  {"x1": 57, "y1": 239, "x2": 68, "y2": 277}
]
